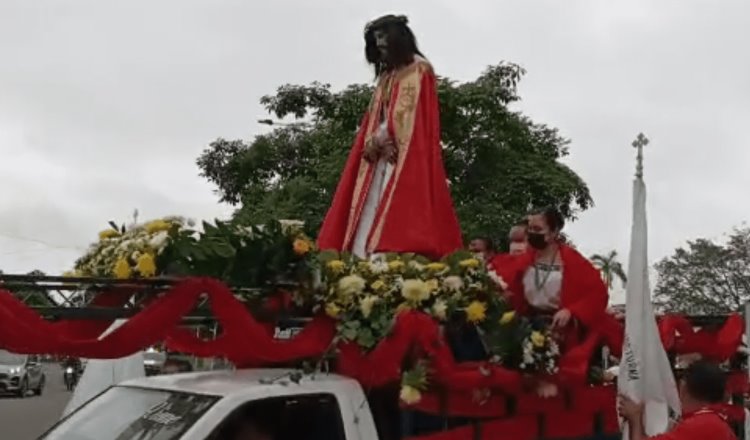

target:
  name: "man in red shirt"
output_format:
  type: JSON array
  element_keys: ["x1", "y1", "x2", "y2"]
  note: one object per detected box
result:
[{"x1": 619, "y1": 360, "x2": 736, "y2": 440}]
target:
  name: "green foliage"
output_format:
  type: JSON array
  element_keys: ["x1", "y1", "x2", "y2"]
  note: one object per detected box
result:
[
  {"x1": 591, "y1": 250, "x2": 627, "y2": 290},
  {"x1": 654, "y1": 228, "x2": 750, "y2": 314},
  {"x1": 164, "y1": 220, "x2": 315, "y2": 291},
  {"x1": 197, "y1": 63, "x2": 592, "y2": 248}
]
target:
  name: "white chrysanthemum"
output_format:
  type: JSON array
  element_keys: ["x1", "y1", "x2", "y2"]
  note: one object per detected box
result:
[
  {"x1": 369, "y1": 260, "x2": 389, "y2": 275},
  {"x1": 338, "y1": 275, "x2": 367, "y2": 297},
  {"x1": 360, "y1": 295, "x2": 379, "y2": 318},
  {"x1": 399, "y1": 385, "x2": 422, "y2": 405},
  {"x1": 401, "y1": 279, "x2": 431, "y2": 303},
  {"x1": 149, "y1": 231, "x2": 170, "y2": 251},
  {"x1": 432, "y1": 300, "x2": 448, "y2": 320},
  {"x1": 443, "y1": 276, "x2": 464, "y2": 292}
]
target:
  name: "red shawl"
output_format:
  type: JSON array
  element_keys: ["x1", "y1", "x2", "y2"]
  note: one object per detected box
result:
[
  {"x1": 317, "y1": 58, "x2": 462, "y2": 259},
  {"x1": 495, "y1": 244, "x2": 609, "y2": 328}
]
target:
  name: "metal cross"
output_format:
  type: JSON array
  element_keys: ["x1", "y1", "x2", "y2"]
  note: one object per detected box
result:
[{"x1": 632, "y1": 133, "x2": 649, "y2": 179}]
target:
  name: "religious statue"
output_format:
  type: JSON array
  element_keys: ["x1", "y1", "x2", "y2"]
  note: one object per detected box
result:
[{"x1": 317, "y1": 15, "x2": 463, "y2": 260}]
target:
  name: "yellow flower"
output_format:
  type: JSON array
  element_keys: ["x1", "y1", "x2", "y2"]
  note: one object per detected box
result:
[
  {"x1": 144, "y1": 219, "x2": 171, "y2": 234},
  {"x1": 425, "y1": 262, "x2": 447, "y2": 272},
  {"x1": 531, "y1": 331, "x2": 546, "y2": 348},
  {"x1": 112, "y1": 258, "x2": 132, "y2": 279},
  {"x1": 459, "y1": 258, "x2": 481, "y2": 269},
  {"x1": 399, "y1": 385, "x2": 422, "y2": 405},
  {"x1": 401, "y1": 279, "x2": 431, "y2": 303},
  {"x1": 327, "y1": 260, "x2": 346, "y2": 274},
  {"x1": 371, "y1": 279, "x2": 386, "y2": 292},
  {"x1": 338, "y1": 275, "x2": 366, "y2": 296},
  {"x1": 360, "y1": 295, "x2": 379, "y2": 318},
  {"x1": 325, "y1": 303, "x2": 341, "y2": 319},
  {"x1": 136, "y1": 253, "x2": 157, "y2": 278},
  {"x1": 465, "y1": 301, "x2": 487, "y2": 323},
  {"x1": 499, "y1": 311, "x2": 516, "y2": 325},
  {"x1": 396, "y1": 302, "x2": 412, "y2": 314},
  {"x1": 98, "y1": 229, "x2": 120, "y2": 240},
  {"x1": 432, "y1": 300, "x2": 448, "y2": 321},
  {"x1": 62, "y1": 270, "x2": 80, "y2": 278},
  {"x1": 388, "y1": 260, "x2": 405, "y2": 272},
  {"x1": 425, "y1": 279, "x2": 439, "y2": 292},
  {"x1": 292, "y1": 238, "x2": 312, "y2": 256}
]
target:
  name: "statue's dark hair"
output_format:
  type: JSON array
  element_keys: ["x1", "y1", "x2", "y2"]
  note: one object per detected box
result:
[{"x1": 364, "y1": 15, "x2": 425, "y2": 76}]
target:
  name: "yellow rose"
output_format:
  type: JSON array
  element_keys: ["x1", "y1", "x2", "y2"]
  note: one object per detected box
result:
[
  {"x1": 112, "y1": 258, "x2": 132, "y2": 279},
  {"x1": 425, "y1": 262, "x2": 447, "y2": 272},
  {"x1": 327, "y1": 260, "x2": 346, "y2": 274},
  {"x1": 98, "y1": 229, "x2": 120, "y2": 240},
  {"x1": 432, "y1": 300, "x2": 448, "y2": 321},
  {"x1": 399, "y1": 385, "x2": 422, "y2": 405},
  {"x1": 425, "y1": 279, "x2": 439, "y2": 292},
  {"x1": 530, "y1": 331, "x2": 546, "y2": 348},
  {"x1": 292, "y1": 238, "x2": 312, "y2": 256},
  {"x1": 136, "y1": 253, "x2": 157, "y2": 278},
  {"x1": 360, "y1": 295, "x2": 379, "y2": 318},
  {"x1": 338, "y1": 275, "x2": 366, "y2": 296},
  {"x1": 465, "y1": 301, "x2": 487, "y2": 323},
  {"x1": 388, "y1": 260, "x2": 405, "y2": 272},
  {"x1": 325, "y1": 303, "x2": 341, "y2": 319},
  {"x1": 371, "y1": 279, "x2": 386, "y2": 292},
  {"x1": 459, "y1": 258, "x2": 481, "y2": 269},
  {"x1": 401, "y1": 279, "x2": 431, "y2": 303},
  {"x1": 499, "y1": 311, "x2": 516, "y2": 325},
  {"x1": 144, "y1": 219, "x2": 171, "y2": 234}
]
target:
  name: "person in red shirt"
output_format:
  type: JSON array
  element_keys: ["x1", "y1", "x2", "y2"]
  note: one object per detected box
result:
[{"x1": 619, "y1": 360, "x2": 736, "y2": 440}]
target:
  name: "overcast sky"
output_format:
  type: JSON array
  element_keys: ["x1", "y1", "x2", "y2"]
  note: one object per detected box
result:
[{"x1": 1, "y1": 1, "x2": 748, "y2": 302}]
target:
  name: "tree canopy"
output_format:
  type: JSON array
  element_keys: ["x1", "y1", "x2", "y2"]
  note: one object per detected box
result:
[
  {"x1": 197, "y1": 62, "x2": 593, "y2": 248},
  {"x1": 654, "y1": 228, "x2": 750, "y2": 314}
]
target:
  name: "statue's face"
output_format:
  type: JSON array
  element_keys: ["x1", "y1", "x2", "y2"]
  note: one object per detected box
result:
[{"x1": 374, "y1": 29, "x2": 389, "y2": 59}]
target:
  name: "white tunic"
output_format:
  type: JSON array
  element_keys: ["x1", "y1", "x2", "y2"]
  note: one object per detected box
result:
[
  {"x1": 351, "y1": 121, "x2": 395, "y2": 259},
  {"x1": 522, "y1": 264, "x2": 563, "y2": 311}
]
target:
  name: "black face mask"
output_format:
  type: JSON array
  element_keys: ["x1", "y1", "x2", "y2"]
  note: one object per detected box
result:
[{"x1": 527, "y1": 232, "x2": 548, "y2": 250}]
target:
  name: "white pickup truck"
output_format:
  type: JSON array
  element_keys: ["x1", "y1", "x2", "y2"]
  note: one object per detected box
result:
[{"x1": 40, "y1": 369, "x2": 381, "y2": 440}]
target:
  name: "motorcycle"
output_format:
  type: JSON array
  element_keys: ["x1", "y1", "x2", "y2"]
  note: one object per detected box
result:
[{"x1": 63, "y1": 366, "x2": 78, "y2": 391}]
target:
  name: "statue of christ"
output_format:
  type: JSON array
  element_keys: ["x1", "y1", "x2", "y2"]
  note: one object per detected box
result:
[{"x1": 317, "y1": 15, "x2": 463, "y2": 260}]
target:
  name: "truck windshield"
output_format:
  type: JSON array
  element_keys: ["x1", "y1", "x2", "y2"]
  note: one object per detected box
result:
[
  {"x1": 0, "y1": 349, "x2": 26, "y2": 365},
  {"x1": 41, "y1": 386, "x2": 219, "y2": 440}
]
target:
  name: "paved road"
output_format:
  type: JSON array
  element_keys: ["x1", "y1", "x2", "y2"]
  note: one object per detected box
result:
[{"x1": 0, "y1": 364, "x2": 72, "y2": 440}]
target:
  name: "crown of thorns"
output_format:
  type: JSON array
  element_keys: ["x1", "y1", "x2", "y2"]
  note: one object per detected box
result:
[{"x1": 364, "y1": 14, "x2": 409, "y2": 35}]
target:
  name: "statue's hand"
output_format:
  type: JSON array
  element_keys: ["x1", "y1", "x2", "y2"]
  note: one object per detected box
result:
[
  {"x1": 363, "y1": 140, "x2": 382, "y2": 163},
  {"x1": 381, "y1": 138, "x2": 398, "y2": 164}
]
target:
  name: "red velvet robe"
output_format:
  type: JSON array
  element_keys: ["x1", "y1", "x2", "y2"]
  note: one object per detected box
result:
[
  {"x1": 317, "y1": 58, "x2": 463, "y2": 259},
  {"x1": 495, "y1": 244, "x2": 609, "y2": 328}
]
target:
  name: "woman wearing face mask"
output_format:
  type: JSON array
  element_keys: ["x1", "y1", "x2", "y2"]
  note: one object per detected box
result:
[{"x1": 499, "y1": 206, "x2": 609, "y2": 331}]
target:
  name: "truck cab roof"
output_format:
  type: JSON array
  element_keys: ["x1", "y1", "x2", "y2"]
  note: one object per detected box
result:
[{"x1": 120, "y1": 368, "x2": 363, "y2": 399}]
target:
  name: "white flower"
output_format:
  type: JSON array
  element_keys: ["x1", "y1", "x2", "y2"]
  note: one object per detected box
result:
[
  {"x1": 369, "y1": 260, "x2": 389, "y2": 275},
  {"x1": 432, "y1": 300, "x2": 448, "y2": 320},
  {"x1": 360, "y1": 295, "x2": 379, "y2": 318},
  {"x1": 408, "y1": 260, "x2": 425, "y2": 271},
  {"x1": 338, "y1": 275, "x2": 367, "y2": 296},
  {"x1": 148, "y1": 231, "x2": 170, "y2": 250},
  {"x1": 401, "y1": 279, "x2": 432, "y2": 303},
  {"x1": 443, "y1": 276, "x2": 464, "y2": 292}
]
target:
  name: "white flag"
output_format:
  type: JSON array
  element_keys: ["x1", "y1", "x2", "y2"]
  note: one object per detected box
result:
[{"x1": 618, "y1": 177, "x2": 681, "y2": 436}]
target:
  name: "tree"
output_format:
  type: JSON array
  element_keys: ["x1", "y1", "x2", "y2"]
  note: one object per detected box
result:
[
  {"x1": 197, "y1": 63, "x2": 593, "y2": 248},
  {"x1": 654, "y1": 228, "x2": 750, "y2": 314},
  {"x1": 591, "y1": 250, "x2": 627, "y2": 290}
]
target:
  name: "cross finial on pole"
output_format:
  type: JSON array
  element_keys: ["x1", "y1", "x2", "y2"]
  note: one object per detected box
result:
[{"x1": 632, "y1": 133, "x2": 649, "y2": 179}]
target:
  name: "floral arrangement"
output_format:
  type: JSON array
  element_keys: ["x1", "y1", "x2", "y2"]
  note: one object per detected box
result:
[
  {"x1": 309, "y1": 251, "x2": 510, "y2": 350},
  {"x1": 494, "y1": 314, "x2": 561, "y2": 376},
  {"x1": 71, "y1": 217, "x2": 188, "y2": 278},
  {"x1": 69, "y1": 217, "x2": 316, "y2": 289},
  {"x1": 400, "y1": 361, "x2": 429, "y2": 405}
]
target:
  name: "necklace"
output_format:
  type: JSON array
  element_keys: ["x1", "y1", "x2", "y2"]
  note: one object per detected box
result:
[{"x1": 533, "y1": 248, "x2": 559, "y2": 290}]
